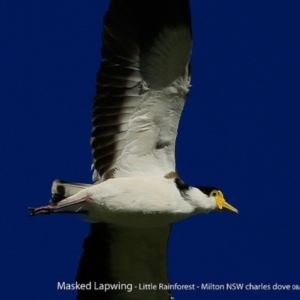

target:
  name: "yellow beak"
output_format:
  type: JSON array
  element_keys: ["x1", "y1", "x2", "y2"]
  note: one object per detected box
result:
[{"x1": 215, "y1": 194, "x2": 238, "y2": 213}]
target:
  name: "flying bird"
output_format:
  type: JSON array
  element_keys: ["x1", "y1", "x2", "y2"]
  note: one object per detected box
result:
[{"x1": 29, "y1": 0, "x2": 238, "y2": 299}]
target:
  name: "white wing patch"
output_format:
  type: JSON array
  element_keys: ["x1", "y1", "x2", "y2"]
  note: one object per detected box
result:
[{"x1": 91, "y1": 1, "x2": 192, "y2": 182}]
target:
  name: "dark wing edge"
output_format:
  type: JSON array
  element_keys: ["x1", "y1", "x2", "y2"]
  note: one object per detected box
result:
[{"x1": 76, "y1": 225, "x2": 173, "y2": 300}]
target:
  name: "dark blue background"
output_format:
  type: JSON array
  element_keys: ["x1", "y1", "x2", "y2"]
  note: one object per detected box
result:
[{"x1": 1, "y1": 1, "x2": 300, "y2": 299}]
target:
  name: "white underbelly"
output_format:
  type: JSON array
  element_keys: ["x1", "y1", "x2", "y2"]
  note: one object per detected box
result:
[{"x1": 80, "y1": 177, "x2": 193, "y2": 227}]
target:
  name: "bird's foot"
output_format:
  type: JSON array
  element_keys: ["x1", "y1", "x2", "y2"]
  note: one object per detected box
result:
[
  {"x1": 28, "y1": 205, "x2": 56, "y2": 216},
  {"x1": 28, "y1": 195, "x2": 92, "y2": 216}
]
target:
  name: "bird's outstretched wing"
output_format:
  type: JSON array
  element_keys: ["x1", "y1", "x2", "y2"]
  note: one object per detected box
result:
[
  {"x1": 76, "y1": 1, "x2": 192, "y2": 299},
  {"x1": 91, "y1": 0, "x2": 192, "y2": 181}
]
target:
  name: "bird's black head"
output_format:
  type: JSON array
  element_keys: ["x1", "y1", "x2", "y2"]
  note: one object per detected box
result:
[
  {"x1": 196, "y1": 186, "x2": 239, "y2": 213},
  {"x1": 195, "y1": 186, "x2": 219, "y2": 197}
]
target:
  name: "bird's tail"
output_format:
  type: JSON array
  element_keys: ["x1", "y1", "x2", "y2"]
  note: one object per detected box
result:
[{"x1": 51, "y1": 179, "x2": 92, "y2": 205}]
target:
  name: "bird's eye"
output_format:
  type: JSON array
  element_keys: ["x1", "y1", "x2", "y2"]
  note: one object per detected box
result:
[{"x1": 211, "y1": 191, "x2": 217, "y2": 197}]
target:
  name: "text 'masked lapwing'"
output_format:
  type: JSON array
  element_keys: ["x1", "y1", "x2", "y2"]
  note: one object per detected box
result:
[{"x1": 28, "y1": 0, "x2": 238, "y2": 299}]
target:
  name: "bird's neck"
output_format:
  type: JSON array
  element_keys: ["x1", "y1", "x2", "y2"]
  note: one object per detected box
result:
[{"x1": 184, "y1": 188, "x2": 216, "y2": 213}]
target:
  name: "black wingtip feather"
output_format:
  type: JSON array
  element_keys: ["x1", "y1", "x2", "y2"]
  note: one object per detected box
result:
[{"x1": 76, "y1": 223, "x2": 114, "y2": 300}]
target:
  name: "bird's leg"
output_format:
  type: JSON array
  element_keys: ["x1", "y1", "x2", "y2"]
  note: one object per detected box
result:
[{"x1": 28, "y1": 195, "x2": 91, "y2": 216}]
